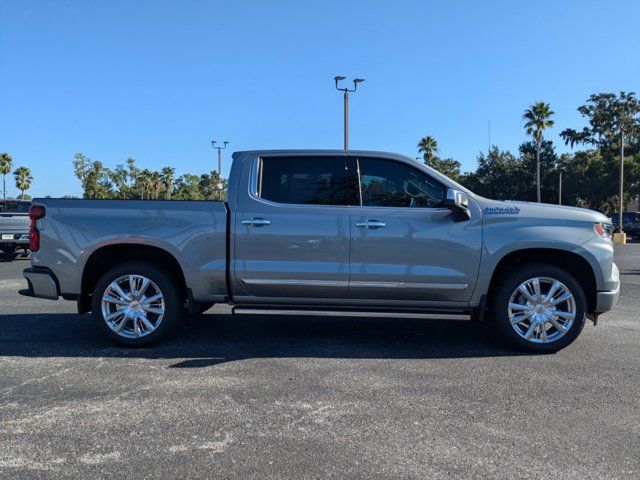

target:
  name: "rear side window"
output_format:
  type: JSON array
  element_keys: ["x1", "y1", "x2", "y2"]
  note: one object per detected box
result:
[
  {"x1": 0, "y1": 201, "x2": 30, "y2": 213},
  {"x1": 258, "y1": 157, "x2": 347, "y2": 205},
  {"x1": 357, "y1": 158, "x2": 446, "y2": 208}
]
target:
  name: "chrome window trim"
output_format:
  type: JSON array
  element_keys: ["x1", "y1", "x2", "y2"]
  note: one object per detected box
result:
[
  {"x1": 248, "y1": 155, "x2": 455, "y2": 213},
  {"x1": 248, "y1": 156, "x2": 349, "y2": 210}
]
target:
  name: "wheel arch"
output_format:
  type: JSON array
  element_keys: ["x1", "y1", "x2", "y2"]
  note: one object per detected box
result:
[
  {"x1": 486, "y1": 248, "x2": 598, "y2": 314},
  {"x1": 79, "y1": 243, "x2": 188, "y2": 314}
]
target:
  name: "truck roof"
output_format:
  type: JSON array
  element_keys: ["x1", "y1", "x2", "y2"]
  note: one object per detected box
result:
[{"x1": 232, "y1": 149, "x2": 416, "y2": 160}]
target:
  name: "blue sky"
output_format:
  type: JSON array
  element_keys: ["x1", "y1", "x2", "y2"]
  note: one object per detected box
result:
[{"x1": 1, "y1": 0, "x2": 639, "y2": 197}]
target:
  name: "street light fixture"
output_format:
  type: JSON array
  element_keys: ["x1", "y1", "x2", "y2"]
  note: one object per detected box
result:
[
  {"x1": 334, "y1": 75, "x2": 365, "y2": 150},
  {"x1": 211, "y1": 139, "x2": 229, "y2": 200}
]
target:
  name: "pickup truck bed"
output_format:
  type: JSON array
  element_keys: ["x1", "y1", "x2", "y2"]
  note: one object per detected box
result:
[{"x1": 27, "y1": 198, "x2": 228, "y2": 303}]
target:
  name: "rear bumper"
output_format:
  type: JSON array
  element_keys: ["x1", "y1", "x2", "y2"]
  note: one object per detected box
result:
[
  {"x1": 0, "y1": 233, "x2": 29, "y2": 247},
  {"x1": 594, "y1": 263, "x2": 620, "y2": 314},
  {"x1": 20, "y1": 267, "x2": 59, "y2": 300}
]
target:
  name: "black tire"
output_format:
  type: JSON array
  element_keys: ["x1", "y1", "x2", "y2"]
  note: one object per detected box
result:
[
  {"x1": 0, "y1": 247, "x2": 17, "y2": 260},
  {"x1": 490, "y1": 263, "x2": 587, "y2": 353},
  {"x1": 91, "y1": 261, "x2": 183, "y2": 347}
]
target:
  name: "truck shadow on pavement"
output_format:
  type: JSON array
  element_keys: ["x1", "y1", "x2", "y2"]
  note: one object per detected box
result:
[{"x1": 0, "y1": 312, "x2": 529, "y2": 366}]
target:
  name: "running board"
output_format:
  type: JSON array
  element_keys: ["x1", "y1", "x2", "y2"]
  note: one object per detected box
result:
[{"x1": 230, "y1": 305, "x2": 471, "y2": 321}]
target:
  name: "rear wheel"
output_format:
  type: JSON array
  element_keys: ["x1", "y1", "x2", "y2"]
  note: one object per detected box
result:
[
  {"x1": 91, "y1": 261, "x2": 182, "y2": 347},
  {"x1": 0, "y1": 247, "x2": 17, "y2": 260},
  {"x1": 490, "y1": 263, "x2": 587, "y2": 353}
]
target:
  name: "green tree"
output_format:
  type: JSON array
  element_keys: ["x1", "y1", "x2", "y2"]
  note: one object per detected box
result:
[
  {"x1": 72, "y1": 153, "x2": 112, "y2": 198},
  {"x1": 173, "y1": 174, "x2": 203, "y2": 200},
  {"x1": 0, "y1": 152, "x2": 13, "y2": 199},
  {"x1": 461, "y1": 146, "x2": 522, "y2": 200},
  {"x1": 560, "y1": 92, "x2": 640, "y2": 223},
  {"x1": 518, "y1": 140, "x2": 559, "y2": 202},
  {"x1": 161, "y1": 167, "x2": 175, "y2": 200},
  {"x1": 136, "y1": 169, "x2": 153, "y2": 200},
  {"x1": 417, "y1": 135, "x2": 461, "y2": 180},
  {"x1": 108, "y1": 164, "x2": 131, "y2": 199},
  {"x1": 199, "y1": 171, "x2": 226, "y2": 200},
  {"x1": 417, "y1": 136, "x2": 438, "y2": 165},
  {"x1": 13, "y1": 166, "x2": 33, "y2": 199},
  {"x1": 560, "y1": 92, "x2": 640, "y2": 151},
  {"x1": 427, "y1": 157, "x2": 462, "y2": 182},
  {"x1": 523, "y1": 102, "x2": 555, "y2": 203}
]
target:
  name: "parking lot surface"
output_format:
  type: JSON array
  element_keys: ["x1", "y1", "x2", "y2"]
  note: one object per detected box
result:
[{"x1": 1, "y1": 246, "x2": 639, "y2": 479}]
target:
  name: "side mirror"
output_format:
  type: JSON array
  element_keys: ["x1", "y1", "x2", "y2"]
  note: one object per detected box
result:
[{"x1": 444, "y1": 188, "x2": 471, "y2": 221}]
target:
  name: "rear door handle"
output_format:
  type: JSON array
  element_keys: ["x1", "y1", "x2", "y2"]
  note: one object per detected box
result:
[
  {"x1": 356, "y1": 220, "x2": 387, "y2": 229},
  {"x1": 241, "y1": 217, "x2": 271, "y2": 226}
]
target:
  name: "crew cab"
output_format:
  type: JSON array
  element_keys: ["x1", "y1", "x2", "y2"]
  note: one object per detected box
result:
[{"x1": 20, "y1": 150, "x2": 620, "y2": 352}]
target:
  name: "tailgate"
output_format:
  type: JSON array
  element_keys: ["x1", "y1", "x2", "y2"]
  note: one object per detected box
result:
[{"x1": 0, "y1": 213, "x2": 30, "y2": 235}]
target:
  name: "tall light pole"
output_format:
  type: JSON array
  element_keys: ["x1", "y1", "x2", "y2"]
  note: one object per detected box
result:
[
  {"x1": 618, "y1": 130, "x2": 625, "y2": 233},
  {"x1": 334, "y1": 76, "x2": 364, "y2": 150},
  {"x1": 211, "y1": 140, "x2": 229, "y2": 200},
  {"x1": 558, "y1": 169, "x2": 564, "y2": 205}
]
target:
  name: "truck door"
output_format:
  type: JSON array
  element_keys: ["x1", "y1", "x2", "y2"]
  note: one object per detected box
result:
[
  {"x1": 233, "y1": 154, "x2": 350, "y2": 301},
  {"x1": 348, "y1": 156, "x2": 482, "y2": 304}
]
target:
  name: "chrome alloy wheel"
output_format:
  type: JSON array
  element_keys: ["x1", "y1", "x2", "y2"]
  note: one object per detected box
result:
[
  {"x1": 507, "y1": 276, "x2": 576, "y2": 344},
  {"x1": 100, "y1": 274, "x2": 165, "y2": 339}
]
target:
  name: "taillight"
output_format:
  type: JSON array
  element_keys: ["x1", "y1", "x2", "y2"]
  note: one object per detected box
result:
[{"x1": 29, "y1": 205, "x2": 45, "y2": 251}]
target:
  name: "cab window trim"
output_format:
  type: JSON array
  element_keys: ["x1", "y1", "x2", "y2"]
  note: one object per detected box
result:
[{"x1": 249, "y1": 155, "x2": 349, "y2": 209}]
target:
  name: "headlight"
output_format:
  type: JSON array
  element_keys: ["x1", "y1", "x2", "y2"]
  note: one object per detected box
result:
[{"x1": 594, "y1": 222, "x2": 613, "y2": 241}]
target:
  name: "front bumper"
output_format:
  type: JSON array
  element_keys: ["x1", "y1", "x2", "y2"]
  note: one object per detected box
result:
[
  {"x1": 595, "y1": 263, "x2": 620, "y2": 314},
  {"x1": 20, "y1": 267, "x2": 59, "y2": 300}
]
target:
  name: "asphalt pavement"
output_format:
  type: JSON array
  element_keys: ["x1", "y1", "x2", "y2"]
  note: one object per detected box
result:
[{"x1": 0, "y1": 246, "x2": 638, "y2": 479}]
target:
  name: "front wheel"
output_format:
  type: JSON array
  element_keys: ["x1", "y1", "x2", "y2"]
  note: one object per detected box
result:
[
  {"x1": 490, "y1": 263, "x2": 587, "y2": 353},
  {"x1": 91, "y1": 261, "x2": 182, "y2": 347}
]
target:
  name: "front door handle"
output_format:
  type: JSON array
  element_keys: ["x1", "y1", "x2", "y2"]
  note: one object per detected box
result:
[
  {"x1": 356, "y1": 220, "x2": 387, "y2": 229},
  {"x1": 242, "y1": 217, "x2": 271, "y2": 226}
]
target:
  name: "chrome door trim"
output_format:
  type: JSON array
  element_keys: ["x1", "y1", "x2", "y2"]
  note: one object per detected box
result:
[
  {"x1": 241, "y1": 278, "x2": 467, "y2": 290},
  {"x1": 350, "y1": 281, "x2": 468, "y2": 290},
  {"x1": 241, "y1": 278, "x2": 350, "y2": 287}
]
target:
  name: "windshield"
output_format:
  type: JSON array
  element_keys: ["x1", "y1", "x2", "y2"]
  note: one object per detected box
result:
[{"x1": 0, "y1": 201, "x2": 30, "y2": 213}]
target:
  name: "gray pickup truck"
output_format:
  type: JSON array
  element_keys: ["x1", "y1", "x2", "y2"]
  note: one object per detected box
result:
[
  {"x1": 20, "y1": 150, "x2": 619, "y2": 352},
  {"x1": 0, "y1": 199, "x2": 30, "y2": 256}
]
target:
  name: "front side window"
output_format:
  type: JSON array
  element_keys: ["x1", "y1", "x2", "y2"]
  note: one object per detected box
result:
[
  {"x1": 357, "y1": 158, "x2": 446, "y2": 208},
  {"x1": 258, "y1": 157, "x2": 346, "y2": 205}
]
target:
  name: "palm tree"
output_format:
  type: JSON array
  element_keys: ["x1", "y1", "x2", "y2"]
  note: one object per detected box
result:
[
  {"x1": 523, "y1": 102, "x2": 555, "y2": 203},
  {"x1": 417, "y1": 136, "x2": 438, "y2": 166},
  {"x1": 0, "y1": 153, "x2": 13, "y2": 199},
  {"x1": 150, "y1": 171, "x2": 163, "y2": 199},
  {"x1": 13, "y1": 166, "x2": 33, "y2": 199},
  {"x1": 161, "y1": 167, "x2": 175, "y2": 200},
  {"x1": 137, "y1": 169, "x2": 151, "y2": 199}
]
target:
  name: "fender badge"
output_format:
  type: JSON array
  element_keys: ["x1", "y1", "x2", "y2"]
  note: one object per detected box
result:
[{"x1": 483, "y1": 206, "x2": 520, "y2": 215}]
